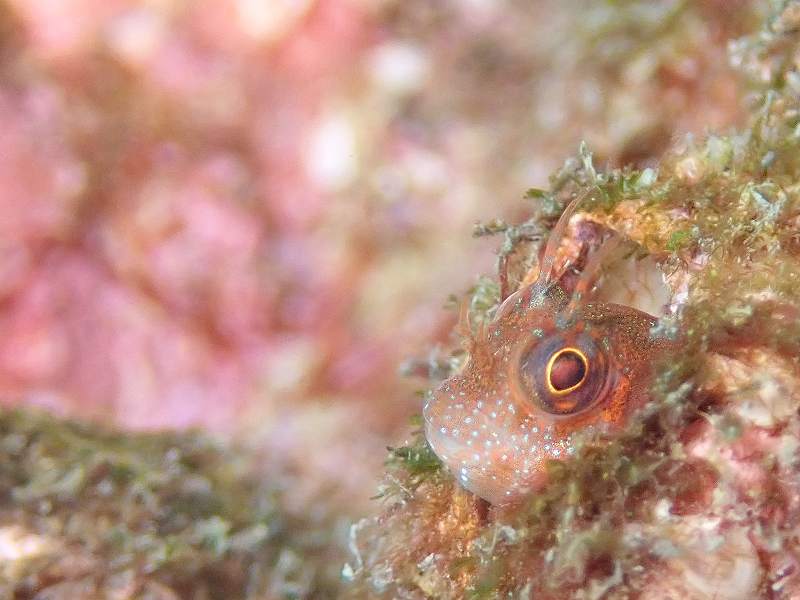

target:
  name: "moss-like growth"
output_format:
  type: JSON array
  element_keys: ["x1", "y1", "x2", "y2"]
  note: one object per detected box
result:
[
  {"x1": 347, "y1": 2, "x2": 800, "y2": 598},
  {"x1": 0, "y1": 408, "x2": 347, "y2": 599}
]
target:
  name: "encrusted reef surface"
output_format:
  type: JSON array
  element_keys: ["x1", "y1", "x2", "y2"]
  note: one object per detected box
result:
[
  {"x1": 346, "y1": 3, "x2": 800, "y2": 599},
  {"x1": 0, "y1": 408, "x2": 347, "y2": 599}
]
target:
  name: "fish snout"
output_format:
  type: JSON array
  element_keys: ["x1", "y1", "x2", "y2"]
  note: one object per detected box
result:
[{"x1": 423, "y1": 379, "x2": 551, "y2": 504}]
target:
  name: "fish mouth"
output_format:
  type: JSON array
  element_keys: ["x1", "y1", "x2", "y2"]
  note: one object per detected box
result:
[
  {"x1": 425, "y1": 421, "x2": 548, "y2": 504},
  {"x1": 422, "y1": 387, "x2": 551, "y2": 504}
]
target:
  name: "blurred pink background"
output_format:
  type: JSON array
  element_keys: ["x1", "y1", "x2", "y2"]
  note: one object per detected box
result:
[{"x1": 0, "y1": 0, "x2": 753, "y2": 506}]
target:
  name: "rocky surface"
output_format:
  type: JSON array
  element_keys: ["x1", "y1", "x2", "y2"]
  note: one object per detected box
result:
[{"x1": 347, "y1": 3, "x2": 800, "y2": 598}]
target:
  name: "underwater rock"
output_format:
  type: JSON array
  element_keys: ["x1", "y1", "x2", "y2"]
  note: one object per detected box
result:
[
  {"x1": 0, "y1": 408, "x2": 349, "y2": 598},
  {"x1": 348, "y1": 2, "x2": 800, "y2": 598}
]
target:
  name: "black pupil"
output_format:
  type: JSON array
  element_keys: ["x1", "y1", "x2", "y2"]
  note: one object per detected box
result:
[{"x1": 549, "y1": 351, "x2": 586, "y2": 391}]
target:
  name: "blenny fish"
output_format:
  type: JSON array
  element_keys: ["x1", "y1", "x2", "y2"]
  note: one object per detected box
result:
[{"x1": 423, "y1": 193, "x2": 677, "y2": 504}]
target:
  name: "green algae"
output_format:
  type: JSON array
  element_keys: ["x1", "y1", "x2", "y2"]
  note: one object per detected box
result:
[
  {"x1": 0, "y1": 408, "x2": 347, "y2": 599},
  {"x1": 375, "y1": 418, "x2": 444, "y2": 502}
]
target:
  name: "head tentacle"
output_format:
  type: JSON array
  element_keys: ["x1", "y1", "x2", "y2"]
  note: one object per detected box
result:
[
  {"x1": 536, "y1": 190, "x2": 592, "y2": 288},
  {"x1": 564, "y1": 234, "x2": 625, "y2": 315}
]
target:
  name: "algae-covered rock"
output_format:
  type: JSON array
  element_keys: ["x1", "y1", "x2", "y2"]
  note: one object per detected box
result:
[
  {"x1": 347, "y1": 2, "x2": 800, "y2": 598},
  {"x1": 0, "y1": 408, "x2": 348, "y2": 599}
]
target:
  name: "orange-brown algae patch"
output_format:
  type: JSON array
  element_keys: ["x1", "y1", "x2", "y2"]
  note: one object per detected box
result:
[{"x1": 351, "y1": 480, "x2": 486, "y2": 597}]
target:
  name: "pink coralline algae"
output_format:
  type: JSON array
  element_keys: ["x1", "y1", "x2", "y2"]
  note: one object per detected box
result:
[{"x1": 0, "y1": 0, "x2": 385, "y2": 430}]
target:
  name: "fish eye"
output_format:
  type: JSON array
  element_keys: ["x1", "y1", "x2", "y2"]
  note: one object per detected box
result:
[
  {"x1": 516, "y1": 335, "x2": 605, "y2": 417},
  {"x1": 545, "y1": 347, "x2": 588, "y2": 394}
]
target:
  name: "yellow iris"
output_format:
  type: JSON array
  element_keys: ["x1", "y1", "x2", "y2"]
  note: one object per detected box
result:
[{"x1": 545, "y1": 347, "x2": 589, "y2": 395}]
